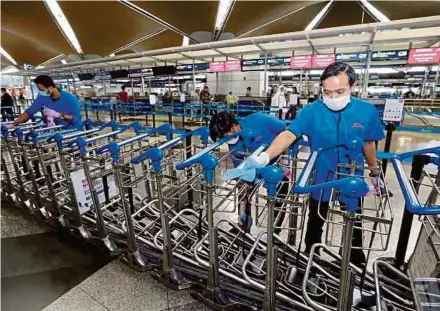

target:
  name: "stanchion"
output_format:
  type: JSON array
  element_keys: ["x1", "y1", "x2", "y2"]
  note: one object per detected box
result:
[
  {"x1": 381, "y1": 122, "x2": 396, "y2": 177},
  {"x1": 394, "y1": 154, "x2": 431, "y2": 270},
  {"x1": 278, "y1": 108, "x2": 283, "y2": 120},
  {"x1": 152, "y1": 107, "x2": 156, "y2": 128},
  {"x1": 168, "y1": 112, "x2": 172, "y2": 125}
]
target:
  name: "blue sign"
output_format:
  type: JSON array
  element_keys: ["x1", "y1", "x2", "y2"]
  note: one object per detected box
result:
[
  {"x1": 242, "y1": 59, "x2": 265, "y2": 66},
  {"x1": 176, "y1": 63, "x2": 209, "y2": 71},
  {"x1": 371, "y1": 50, "x2": 408, "y2": 61},
  {"x1": 267, "y1": 57, "x2": 290, "y2": 65},
  {"x1": 336, "y1": 52, "x2": 368, "y2": 62}
]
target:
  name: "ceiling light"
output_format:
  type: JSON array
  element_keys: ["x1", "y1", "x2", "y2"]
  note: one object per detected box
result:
[
  {"x1": 0, "y1": 47, "x2": 18, "y2": 66},
  {"x1": 1, "y1": 66, "x2": 19, "y2": 74},
  {"x1": 108, "y1": 29, "x2": 167, "y2": 56},
  {"x1": 61, "y1": 59, "x2": 67, "y2": 64},
  {"x1": 182, "y1": 36, "x2": 189, "y2": 47},
  {"x1": 44, "y1": 0, "x2": 83, "y2": 54},
  {"x1": 305, "y1": 0, "x2": 334, "y2": 31},
  {"x1": 359, "y1": 0, "x2": 390, "y2": 22},
  {"x1": 215, "y1": 0, "x2": 233, "y2": 30},
  {"x1": 41, "y1": 54, "x2": 65, "y2": 65}
]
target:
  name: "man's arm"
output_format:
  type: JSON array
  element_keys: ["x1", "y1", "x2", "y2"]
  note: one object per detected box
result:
[
  {"x1": 12, "y1": 112, "x2": 31, "y2": 126},
  {"x1": 265, "y1": 130, "x2": 297, "y2": 160},
  {"x1": 363, "y1": 141, "x2": 378, "y2": 174}
]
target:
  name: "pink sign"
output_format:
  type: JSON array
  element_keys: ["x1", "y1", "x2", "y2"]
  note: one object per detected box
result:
[
  {"x1": 290, "y1": 55, "x2": 312, "y2": 69},
  {"x1": 408, "y1": 48, "x2": 440, "y2": 65},
  {"x1": 209, "y1": 62, "x2": 225, "y2": 72},
  {"x1": 312, "y1": 54, "x2": 336, "y2": 68},
  {"x1": 225, "y1": 60, "x2": 241, "y2": 72}
]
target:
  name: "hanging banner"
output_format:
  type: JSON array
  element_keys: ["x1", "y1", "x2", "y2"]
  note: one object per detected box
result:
[
  {"x1": 408, "y1": 48, "x2": 440, "y2": 65},
  {"x1": 312, "y1": 54, "x2": 336, "y2": 68},
  {"x1": 225, "y1": 60, "x2": 241, "y2": 72},
  {"x1": 290, "y1": 55, "x2": 312, "y2": 69},
  {"x1": 209, "y1": 61, "x2": 225, "y2": 72}
]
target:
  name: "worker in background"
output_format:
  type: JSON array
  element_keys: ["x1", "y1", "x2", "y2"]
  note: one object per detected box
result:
[
  {"x1": 1, "y1": 88, "x2": 14, "y2": 122},
  {"x1": 209, "y1": 111, "x2": 289, "y2": 233},
  {"x1": 246, "y1": 87, "x2": 252, "y2": 97},
  {"x1": 118, "y1": 85, "x2": 129, "y2": 103},
  {"x1": 9, "y1": 75, "x2": 81, "y2": 129},
  {"x1": 285, "y1": 87, "x2": 300, "y2": 120},
  {"x1": 247, "y1": 62, "x2": 385, "y2": 267},
  {"x1": 199, "y1": 85, "x2": 211, "y2": 116},
  {"x1": 225, "y1": 91, "x2": 237, "y2": 105},
  {"x1": 271, "y1": 84, "x2": 287, "y2": 118}
]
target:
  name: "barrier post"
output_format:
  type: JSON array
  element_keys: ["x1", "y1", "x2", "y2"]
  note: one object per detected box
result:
[
  {"x1": 278, "y1": 108, "x2": 283, "y2": 120},
  {"x1": 381, "y1": 122, "x2": 396, "y2": 177}
]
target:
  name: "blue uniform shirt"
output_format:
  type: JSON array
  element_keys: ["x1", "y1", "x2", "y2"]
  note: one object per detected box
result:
[
  {"x1": 26, "y1": 89, "x2": 81, "y2": 129},
  {"x1": 287, "y1": 97, "x2": 384, "y2": 201},
  {"x1": 230, "y1": 112, "x2": 286, "y2": 167}
]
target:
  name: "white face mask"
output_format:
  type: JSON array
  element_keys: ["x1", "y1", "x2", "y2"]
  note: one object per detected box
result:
[
  {"x1": 227, "y1": 136, "x2": 240, "y2": 145},
  {"x1": 323, "y1": 94, "x2": 350, "y2": 111}
]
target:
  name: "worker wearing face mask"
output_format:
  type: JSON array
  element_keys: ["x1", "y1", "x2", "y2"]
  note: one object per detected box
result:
[
  {"x1": 209, "y1": 111, "x2": 290, "y2": 233},
  {"x1": 9, "y1": 75, "x2": 81, "y2": 129},
  {"x1": 248, "y1": 62, "x2": 385, "y2": 267},
  {"x1": 271, "y1": 84, "x2": 288, "y2": 118}
]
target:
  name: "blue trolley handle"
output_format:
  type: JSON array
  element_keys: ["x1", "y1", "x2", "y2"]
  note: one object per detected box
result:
[
  {"x1": 48, "y1": 128, "x2": 101, "y2": 149},
  {"x1": 288, "y1": 137, "x2": 309, "y2": 157},
  {"x1": 131, "y1": 127, "x2": 210, "y2": 172},
  {"x1": 27, "y1": 128, "x2": 77, "y2": 144},
  {"x1": 391, "y1": 146, "x2": 440, "y2": 215}
]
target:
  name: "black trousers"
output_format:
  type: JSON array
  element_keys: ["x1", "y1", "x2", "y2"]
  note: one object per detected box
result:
[{"x1": 304, "y1": 197, "x2": 366, "y2": 266}]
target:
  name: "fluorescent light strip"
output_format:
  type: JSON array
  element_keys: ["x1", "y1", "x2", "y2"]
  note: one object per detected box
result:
[
  {"x1": 40, "y1": 53, "x2": 66, "y2": 65},
  {"x1": 182, "y1": 36, "x2": 189, "y2": 47},
  {"x1": 0, "y1": 47, "x2": 18, "y2": 66},
  {"x1": 215, "y1": 0, "x2": 233, "y2": 30},
  {"x1": 305, "y1": 0, "x2": 334, "y2": 31},
  {"x1": 61, "y1": 59, "x2": 67, "y2": 64},
  {"x1": 44, "y1": 0, "x2": 83, "y2": 54},
  {"x1": 359, "y1": 0, "x2": 389, "y2": 22},
  {"x1": 109, "y1": 29, "x2": 167, "y2": 56},
  {"x1": 237, "y1": 6, "x2": 307, "y2": 38}
]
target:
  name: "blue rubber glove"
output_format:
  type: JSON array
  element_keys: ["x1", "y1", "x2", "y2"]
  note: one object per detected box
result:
[{"x1": 224, "y1": 155, "x2": 264, "y2": 182}]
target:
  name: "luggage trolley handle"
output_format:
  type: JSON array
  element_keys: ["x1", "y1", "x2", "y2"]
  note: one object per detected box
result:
[
  {"x1": 391, "y1": 146, "x2": 440, "y2": 215},
  {"x1": 131, "y1": 127, "x2": 209, "y2": 172}
]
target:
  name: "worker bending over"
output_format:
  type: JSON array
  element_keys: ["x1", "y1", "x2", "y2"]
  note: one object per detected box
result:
[{"x1": 10, "y1": 75, "x2": 81, "y2": 129}]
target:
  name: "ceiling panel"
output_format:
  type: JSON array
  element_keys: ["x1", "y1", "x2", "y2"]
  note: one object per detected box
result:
[
  {"x1": 317, "y1": 1, "x2": 375, "y2": 29},
  {"x1": 135, "y1": 1, "x2": 218, "y2": 36},
  {"x1": 59, "y1": 1, "x2": 165, "y2": 56},
  {"x1": 224, "y1": 1, "x2": 325, "y2": 37},
  {"x1": 1, "y1": 1, "x2": 74, "y2": 65},
  {"x1": 371, "y1": 1, "x2": 440, "y2": 20},
  {"x1": 131, "y1": 30, "x2": 182, "y2": 52}
]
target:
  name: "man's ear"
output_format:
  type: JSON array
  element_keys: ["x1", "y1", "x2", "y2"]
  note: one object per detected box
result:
[{"x1": 350, "y1": 82, "x2": 357, "y2": 92}]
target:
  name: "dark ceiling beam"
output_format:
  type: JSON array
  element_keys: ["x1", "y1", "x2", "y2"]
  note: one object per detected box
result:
[{"x1": 118, "y1": 0, "x2": 199, "y2": 44}]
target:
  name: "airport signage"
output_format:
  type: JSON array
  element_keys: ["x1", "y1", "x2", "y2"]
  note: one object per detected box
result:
[
  {"x1": 336, "y1": 52, "x2": 368, "y2": 62},
  {"x1": 290, "y1": 55, "x2": 312, "y2": 69},
  {"x1": 174, "y1": 63, "x2": 210, "y2": 72},
  {"x1": 312, "y1": 54, "x2": 335, "y2": 68},
  {"x1": 267, "y1": 57, "x2": 291, "y2": 65},
  {"x1": 242, "y1": 59, "x2": 265, "y2": 66},
  {"x1": 209, "y1": 62, "x2": 225, "y2": 72},
  {"x1": 225, "y1": 60, "x2": 241, "y2": 72},
  {"x1": 407, "y1": 48, "x2": 440, "y2": 64},
  {"x1": 372, "y1": 50, "x2": 408, "y2": 61}
]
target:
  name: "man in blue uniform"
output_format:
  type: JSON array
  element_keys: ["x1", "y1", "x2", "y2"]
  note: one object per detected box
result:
[
  {"x1": 209, "y1": 111, "x2": 289, "y2": 233},
  {"x1": 250, "y1": 62, "x2": 385, "y2": 266},
  {"x1": 11, "y1": 75, "x2": 81, "y2": 129}
]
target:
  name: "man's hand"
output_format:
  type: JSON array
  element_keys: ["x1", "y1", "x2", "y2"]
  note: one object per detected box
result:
[
  {"x1": 7, "y1": 123, "x2": 14, "y2": 129},
  {"x1": 43, "y1": 108, "x2": 61, "y2": 118}
]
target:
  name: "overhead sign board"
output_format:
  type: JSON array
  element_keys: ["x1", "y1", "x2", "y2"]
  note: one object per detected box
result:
[
  {"x1": 209, "y1": 62, "x2": 225, "y2": 72},
  {"x1": 408, "y1": 48, "x2": 440, "y2": 65},
  {"x1": 312, "y1": 54, "x2": 335, "y2": 68},
  {"x1": 267, "y1": 57, "x2": 290, "y2": 66},
  {"x1": 336, "y1": 52, "x2": 368, "y2": 62},
  {"x1": 242, "y1": 59, "x2": 265, "y2": 66},
  {"x1": 225, "y1": 60, "x2": 241, "y2": 72},
  {"x1": 176, "y1": 63, "x2": 209, "y2": 71},
  {"x1": 372, "y1": 50, "x2": 408, "y2": 61},
  {"x1": 290, "y1": 55, "x2": 312, "y2": 69}
]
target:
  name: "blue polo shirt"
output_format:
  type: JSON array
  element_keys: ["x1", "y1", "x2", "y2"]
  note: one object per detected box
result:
[
  {"x1": 230, "y1": 112, "x2": 286, "y2": 167},
  {"x1": 26, "y1": 89, "x2": 81, "y2": 129},
  {"x1": 288, "y1": 97, "x2": 384, "y2": 201}
]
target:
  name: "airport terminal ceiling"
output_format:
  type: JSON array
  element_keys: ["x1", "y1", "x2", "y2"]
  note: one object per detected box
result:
[{"x1": 2, "y1": 1, "x2": 440, "y2": 68}]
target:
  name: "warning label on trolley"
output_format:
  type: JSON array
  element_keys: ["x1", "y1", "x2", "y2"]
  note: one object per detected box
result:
[{"x1": 70, "y1": 168, "x2": 116, "y2": 215}]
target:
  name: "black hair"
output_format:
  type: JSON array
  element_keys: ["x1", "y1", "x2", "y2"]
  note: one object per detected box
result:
[
  {"x1": 209, "y1": 111, "x2": 238, "y2": 142},
  {"x1": 1, "y1": 88, "x2": 6, "y2": 92},
  {"x1": 247, "y1": 87, "x2": 251, "y2": 90},
  {"x1": 229, "y1": 91, "x2": 232, "y2": 94},
  {"x1": 320, "y1": 62, "x2": 356, "y2": 87},
  {"x1": 33, "y1": 75, "x2": 55, "y2": 88},
  {"x1": 121, "y1": 86, "x2": 126, "y2": 90}
]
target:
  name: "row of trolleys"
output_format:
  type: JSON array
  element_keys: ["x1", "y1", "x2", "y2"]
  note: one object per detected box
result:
[{"x1": 1, "y1": 118, "x2": 439, "y2": 311}]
